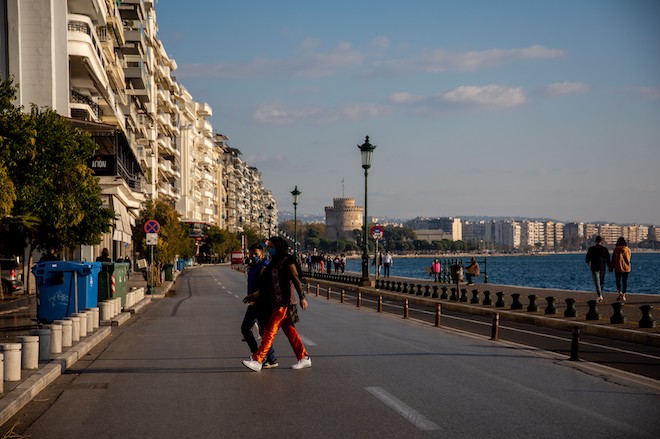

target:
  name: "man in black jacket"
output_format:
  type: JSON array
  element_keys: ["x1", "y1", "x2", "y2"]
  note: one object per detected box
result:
[{"x1": 586, "y1": 236, "x2": 610, "y2": 302}]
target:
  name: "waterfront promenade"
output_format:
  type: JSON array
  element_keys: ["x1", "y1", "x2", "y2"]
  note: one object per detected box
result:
[{"x1": 0, "y1": 265, "x2": 658, "y2": 437}]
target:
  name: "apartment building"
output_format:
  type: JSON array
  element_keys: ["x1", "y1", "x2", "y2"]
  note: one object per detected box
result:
[{"x1": 1, "y1": 0, "x2": 276, "y2": 259}]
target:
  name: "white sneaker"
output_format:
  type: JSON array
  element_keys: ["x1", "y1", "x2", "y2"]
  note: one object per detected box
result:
[
  {"x1": 242, "y1": 358, "x2": 262, "y2": 372},
  {"x1": 291, "y1": 356, "x2": 312, "y2": 370}
]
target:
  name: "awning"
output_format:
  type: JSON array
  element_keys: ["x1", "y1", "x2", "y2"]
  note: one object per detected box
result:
[{"x1": 112, "y1": 197, "x2": 133, "y2": 243}]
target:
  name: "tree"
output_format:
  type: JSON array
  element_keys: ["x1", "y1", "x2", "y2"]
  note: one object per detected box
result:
[
  {"x1": 134, "y1": 201, "x2": 188, "y2": 284},
  {"x1": 1, "y1": 77, "x2": 113, "y2": 291},
  {"x1": 202, "y1": 226, "x2": 240, "y2": 261}
]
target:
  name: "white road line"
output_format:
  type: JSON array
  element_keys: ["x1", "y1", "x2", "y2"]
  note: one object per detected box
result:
[
  {"x1": 365, "y1": 387, "x2": 440, "y2": 431},
  {"x1": 299, "y1": 334, "x2": 317, "y2": 347}
]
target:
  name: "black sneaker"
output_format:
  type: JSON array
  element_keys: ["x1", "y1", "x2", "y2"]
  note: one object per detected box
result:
[{"x1": 263, "y1": 359, "x2": 279, "y2": 369}]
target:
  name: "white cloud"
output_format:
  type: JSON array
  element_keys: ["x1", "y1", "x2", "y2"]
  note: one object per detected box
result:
[
  {"x1": 252, "y1": 102, "x2": 392, "y2": 125},
  {"x1": 542, "y1": 81, "x2": 590, "y2": 96},
  {"x1": 369, "y1": 36, "x2": 390, "y2": 50},
  {"x1": 388, "y1": 92, "x2": 425, "y2": 105},
  {"x1": 635, "y1": 86, "x2": 660, "y2": 100},
  {"x1": 441, "y1": 85, "x2": 526, "y2": 108},
  {"x1": 252, "y1": 103, "x2": 321, "y2": 125},
  {"x1": 295, "y1": 41, "x2": 365, "y2": 78}
]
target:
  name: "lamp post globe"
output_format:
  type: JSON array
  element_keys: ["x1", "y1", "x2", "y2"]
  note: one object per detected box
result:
[
  {"x1": 291, "y1": 186, "x2": 301, "y2": 254},
  {"x1": 358, "y1": 136, "x2": 376, "y2": 286}
]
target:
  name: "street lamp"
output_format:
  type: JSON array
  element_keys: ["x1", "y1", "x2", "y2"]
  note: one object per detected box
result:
[
  {"x1": 266, "y1": 204, "x2": 273, "y2": 238},
  {"x1": 291, "y1": 186, "x2": 301, "y2": 254},
  {"x1": 258, "y1": 212, "x2": 264, "y2": 240},
  {"x1": 358, "y1": 136, "x2": 376, "y2": 286}
]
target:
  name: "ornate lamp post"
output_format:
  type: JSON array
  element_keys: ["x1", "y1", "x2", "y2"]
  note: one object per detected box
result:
[
  {"x1": 266, "y1": 203, "x2": 273, "y2": 238},
  {"x1": 358, "y1": 136, "x2": 376, "y2": 286},
  {"x1": 291, "y1": 186, "x2": 301, "y2": 254},
  {"x1": 258, "y1": 212, "x2": 264, "y2": 240}
]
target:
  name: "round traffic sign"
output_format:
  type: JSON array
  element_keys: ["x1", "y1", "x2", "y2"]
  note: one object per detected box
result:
[
  {"x1": 370, "y1": 225, "x2": 384, "y2": 240},
  {"x1": 144, "y1": 219, "x2": 160, "y2": 234}
]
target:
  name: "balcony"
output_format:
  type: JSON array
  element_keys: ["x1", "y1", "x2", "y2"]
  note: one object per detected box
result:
[
  {"x1": 70, "y1": 90, "x2": 103, "y2": 122},
  {"x1": 196, "y1": 118, "x2": 212, "y2": 136},
  {"x1": 195, "y1": 102, "x2": 212, "y2": 117},
  {"x1": 68, "y1": 15, "x2": 109, "y2": 93},
  {"x1": 68, "y1": 0, "x2": 108, "y2": 24}
]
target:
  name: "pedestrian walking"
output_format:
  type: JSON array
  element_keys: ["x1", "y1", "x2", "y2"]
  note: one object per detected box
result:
[
  {"x1": 610, "y1": 237, "x2": 631, "y2": 302},
  {"x1": 240, "y1": 244, "x2": 278, "y2": 368},
  {"x1": 242, "y1": 237, "x2": 310, "y2": 372},
  {"x1": 585, "y1": 235, "x2": 611, "y2": 303}
]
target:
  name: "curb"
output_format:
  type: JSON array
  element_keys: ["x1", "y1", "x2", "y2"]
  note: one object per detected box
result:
[{"x1": 0, "y1": 327, "x2": 111, "y2": 426}]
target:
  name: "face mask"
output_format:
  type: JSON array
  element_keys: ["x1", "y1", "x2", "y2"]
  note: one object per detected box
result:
[
  {"x1": 267, "y1": 248, "x2": 276, "y2": 257},
  {"x1": 251, "y1": 255, "x2": 261, "y2": 263}
]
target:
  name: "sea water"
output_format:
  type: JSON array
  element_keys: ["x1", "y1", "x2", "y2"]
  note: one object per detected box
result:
[{"x1": 343, "y1": 252, "x2": 659, "y2": 295}]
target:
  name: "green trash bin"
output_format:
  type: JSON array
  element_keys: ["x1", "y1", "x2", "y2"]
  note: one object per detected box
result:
[
  {"x1": 164, "y1": 263, "x2": 174, "y2": 281},
  {"x1": 98, "y1": 262, "x2": 129, "y2": 307}
]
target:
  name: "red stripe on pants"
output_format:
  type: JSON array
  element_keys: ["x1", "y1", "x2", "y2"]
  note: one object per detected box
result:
[{"x1": 253, "y1": 306, "x2": 308, "y2": 363}]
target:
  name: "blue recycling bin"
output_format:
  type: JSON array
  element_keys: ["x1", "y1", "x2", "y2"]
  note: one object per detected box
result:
[{"x1": 32, "y1": 261, "x2": 102, "y2": 323}]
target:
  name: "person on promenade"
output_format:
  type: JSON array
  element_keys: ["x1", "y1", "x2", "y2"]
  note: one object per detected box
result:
[
  {"x1": 382, "y1": 252, "x2": 393, "y2": 277},
  {"x1": 242, "y1": 236, "x2": 310, "y2": 372},
  {"x1": 96, "y1": 248, "x2": 111, "y2": 262},
  {"x1": 465, "y1": 257, "x2": 480, "y2": 285},
  {"x1": 241, "y1": 243, "x2": 278, "y2": 369},
  {"x1": 431, "y1": 258, "x2": 441, "y2": 282},
  {"x1": 610, "y1": 237, "x2": 631, "y2": 302},
  {"x1": 585, "y1": 235, "x2": 610, "y2": 303}
]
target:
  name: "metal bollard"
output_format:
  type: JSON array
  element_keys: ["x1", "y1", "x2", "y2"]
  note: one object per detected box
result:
[
  {"x1": 341, "y1": 289, "x2": 345, "y2": 304},
  {"x1": 490, "y1": 313, "x2": 499, "y2": 340},
  {"x1": 378, "y1": 295, "x2": 383, "y2": 313},
  {"x1": 403, "y1": 299, "x2": 409, "y2": 319},
  {"x1": 564, "y1": 298, "x2": 578, "y2": 318},
  {"x1": 316, "y1": 284, "x2": 320, "y2": 297},
  {"x1": 527, "y1": 295, "x2": 538, "y2": 312},
  {"x1": 435, "y1": 303, "x2": 441, "y2": 327},
  {"x1": 511, "y1": 293, "x2": 523, "y2": 310},
  {"x1": 586, "y1": 300, "x2": 600, "y2": 321},
  {"x1": 570, "y1": 326, "x2": 580, "y2": 361},
  {"x1": 610, "y1": 302, "x2": 626, "y2": 324},
  {"x1": 357, "y1": 291, "x2": 362, "y2": 308},
  {"x1": 639, "y1": 305, "x2": 656, "y2": 328}
]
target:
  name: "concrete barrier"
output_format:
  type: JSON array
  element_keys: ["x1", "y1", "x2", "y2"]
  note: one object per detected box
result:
[
  {"x1": 17, "y1": 336, "x2": 39, "y2": 370},
  {"x1": 0, "y1": 343, "x2": 22, "y2": 381},
  {"x1": 30, "y1": 328, "x2": 51, "y2": 362},
  {"x1": 99, "y1": 301, "x2": 112, "y2": 321},
  {"x1": 68, "y1": 316, "x2": 80, "y2": 343},
  {"x1": 85, "y1": 310, "x2": 94, "y2": 334},
  {"x1": 90, "y1": 307, "x2": 100, "y2": 329},
  {"x1": 72, "y1": 313, "x2": 87, "y2": 338}
]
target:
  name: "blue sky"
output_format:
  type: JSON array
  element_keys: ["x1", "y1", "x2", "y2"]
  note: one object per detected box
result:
[{"x1": 155, "y1": 0, "x2": 660, "y2": 225}]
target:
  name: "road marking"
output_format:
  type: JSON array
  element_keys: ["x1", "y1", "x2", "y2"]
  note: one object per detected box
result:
[
  {"x1": 365, "y1": 387, "x2": 440, "y2": 431},
  {"x1": 299, "y1": 334, "x2": 317, "y2": 347}
]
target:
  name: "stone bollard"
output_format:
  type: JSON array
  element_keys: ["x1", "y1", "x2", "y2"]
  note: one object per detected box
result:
[
  {"x1": 115, "y1": 297, "x2": 122, "y2": 315},
  {"x1": 50, "y1": 323, "x2": 63, "y2": 355},
  {"x1": 0, "y1": 343, "x2": 22, "y2": 381},
  {"x1": 545, "y1": 296, "x2": 557, "y2": 315},
  {"x1": 450, "y1": 288, "x2": 458, "y2": 301},
  {"x1": 527, "y1": 295, "x2": 539, "y2": 312},
  {"x1": 423, "y1": 285, "x2": 430, "y2": 297},
  {"x1": 402, "y1": 283, "x2": 409, "y2": 294},
  {"x1": 72, "y1": 313, "x2": 87, "y2": 338},
  {"x1": 56, "y1": 319, "x2": 73, "y2": 348},
  {"x1": 610, "y1": 302, "x2": 626, "y2": 324},
  {"x1": 68, "y1": 316, "x2": 80, "y2": 342},
  {"x1": 495, "y1": 292, "x2": 505, "y2": 308},
  {"x1": 84, "y1": 309, "x2": 94, "y2": 333},
  {"x1": 586, "y1": 300, "x2": 600, "y2": 321},
  {"x1": 511, "y1": 293, "x2": 523, "y2": 310},
  {"x1": 459, "y1": 288, "x2": 469, "y2": 303},
  {"x1": 483, "y1": 290, "x2": 492, "y2": 306},
  {"x1": 396, "y1": 282, "x2": 402, "y2": 292},
  {"x1": 470, "y1": 289, "x2": 480, "y2": 304},
  {"x1": 100, "y1": 301, "x2": 113, "y2": 321},
  {"x1": 0, "y1": 353, "x2": 3, "y2": 393},
  {"x1": 17, "y1": 336, "x2": 39, "y2": 370},
  {"x1": 90, "y1": 307, "x2": 100, "y2": 329},
  {"x1": 375, "y1": 279, "x2": 381, "y2": 289},
  {"x1": 30, "y1": 328, "x2": 52, "y2": 362},
  {"x1": 440, "y1": 286, "x2": 448, "y2": 300},
  {"x1": 564, "y1": 298, "x2": 578, "y2": 318},
  {"x1": 639, "y1": 305, "x2": 656, "y2": 328},
  {"x1": 414, "y1": 284, "x2": 422, "y2": 296},
  {"x1": 432, "y1": 285, "x2": 439, "y2": 298}
]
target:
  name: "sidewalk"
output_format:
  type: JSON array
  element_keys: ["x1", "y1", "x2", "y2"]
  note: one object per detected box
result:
[{"x1": 0, "y1": 269, "x2": 179, "y2": 427}]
